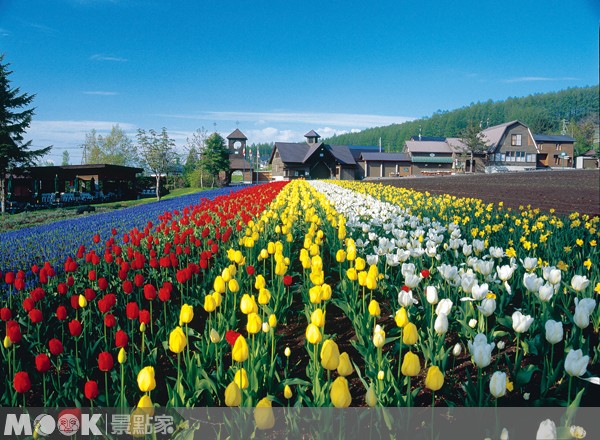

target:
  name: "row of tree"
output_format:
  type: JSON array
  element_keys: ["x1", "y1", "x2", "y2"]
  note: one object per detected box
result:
[{"x1": 326, "y1": 86, "x2": 599, "y2": 155}]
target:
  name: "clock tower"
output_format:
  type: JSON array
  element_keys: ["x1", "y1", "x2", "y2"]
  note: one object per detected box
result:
[{"x1": 226, "y1": 129, "x2": 248, "y2": 157}]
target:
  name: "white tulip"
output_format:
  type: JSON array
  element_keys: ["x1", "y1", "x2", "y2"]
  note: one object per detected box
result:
[
  {"x1": 523, "y1": 273, "x2": 543, "y2": 293},
  {"x1": 477, "y1": 298, "x2": 496, "y2": 317},
  {"x1": 434, "y1": 312, "x2": 449, "y2": 335},
  {"x1": 544, "y1": 320, "x2": 563, "y2": 345},
  {"x1": 435, "y1": 298, "x2": 453, "y2": 316},
  {"x1": 401, "y1": 263, "x2": 416, "y2": 277},
  {"x1": 438, "y1": 263, "x2": 458, "y2": 281},
  {"x1": 468, "y1": 318, "x2": 478, "y2": 328},
  {"x1": 573, "y1": 298, "x2": 596, "y2": 329},
  {"x1": 468, "y1": 333, "x2": 495, "y2": 368},
  {"x1": 426, "y1": 286, "x2": 439, "y2": 305},
  {"x1": 538, "y1": 283, "x2": 554, "y2": 302},
  {"x1": 471, "y1": 283, "x2": 489, "y2": 301},
  {"x1": 460, "y1": 273, "x2": 477, "y2": 294},
  {"x1": 489, "y1": 371, "x2": 507, "y2": 398},
  {"x1": 522, "y1": 257, "x2": 538, "y2": 272},
  {"x1": 496, "y1": 264, "x2": 515, "y2": 281},
  {"x1": 489, "y1": 246, "x2": 504, "y2": 259},
  {"x1": 452, "y1": 343, "x2": 462, "y2": 356},
  {"x1": 404, "y1": 273, "x2": 421, "y2": 289},
  {"x1": 569, "y1": 425, "x2": 587, "y2": 439},
  {"x1": 462, "y1": 244, "x2": 472, "y2": 257},
  {"x1": 500, "y1": 427, "x2": 509, "y2": 440},
  {"x1": 536, "y1": 419, "x2": 557, "y2": 440},
  {"x1": 475, "y1": 260, "x2": 494, "y2": 277},
  {"x1": 398, "y1": 289, "x2": 418, "y2": 307},
  {"x1": 366, "y1": 254, "x2": 379, "y2": 266},
  {"x1": 543, "y1": 267, "x2": 562, "y2": 285},
  {"x1": 497, "y1": 340, "x2": 505, "y2": 350},
  {"x1": 571, "y1": 275, "x2": 590, "y2": 292},
  {"x1": 385, "y1": 253, "x2": 400, "y2": 267},
  {"x1": 472, "y1": 239, "x2": 485, "y2": 254},
  {"x1": 564, "y1": 349, "x2": 589, "y2": 377},
  {"x1": 511, "y1": 311, "x2": 534, "y2": 334}
]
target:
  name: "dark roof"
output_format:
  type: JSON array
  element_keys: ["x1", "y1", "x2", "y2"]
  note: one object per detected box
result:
[
  {"x1": 330, "y1": 146, "x2": 356, "y2": 165},
  {"x1": 361, "y1": 152, "x2": 411, "y2": 162},
  {"x1": 347, "y1": 145, "x2": 381, "y2": 160},
  {"x1": 304, "y1": 130, "x2": 320, "y2": 138},
  {"x1": 533, "y1": 134, "x2": 576, "y2": 143},
  {"x1": 226, "y1": 129, "x2": 248, "y2": 140},
  {"x1": 410, "y1": 136, "x2": 446, "y2": 142},
  {"x1": 273, "y1": 142, "x2": 310, "y2": 163}
]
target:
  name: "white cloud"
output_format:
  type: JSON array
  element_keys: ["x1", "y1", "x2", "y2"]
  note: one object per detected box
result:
[
  {"x1": 0, "y1": 28, "x2": 10, "y2": 37},
  {"x1": 162, "y1": 110, "x2": 414, "y2": 128},
  {"x1": 83, "y1": 91, "x2": 119, "y2": 96},
  {"x1": 90, "y1": 54, "x2": 128, "y2": 62},
  {"x1": 503, "y1": 76, "x2": 579, "y2": 83}
]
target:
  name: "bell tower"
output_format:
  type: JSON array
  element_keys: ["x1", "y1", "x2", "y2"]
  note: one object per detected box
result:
[{"x1": 226, "y1": 129, "x2": 248, "y2": 157}]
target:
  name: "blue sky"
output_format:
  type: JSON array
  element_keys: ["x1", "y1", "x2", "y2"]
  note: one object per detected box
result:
[{"x1": 1, "y1": 0, "x2": 598, "y2": 164}]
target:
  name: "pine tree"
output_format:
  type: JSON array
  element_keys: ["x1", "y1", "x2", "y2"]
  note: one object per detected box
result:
[
  {"x1": 0, "y1": 54, "x2": 51, "y2": 213},
  {"x1": 200, "y1": 133, "x2": 230, "y2": 188}
]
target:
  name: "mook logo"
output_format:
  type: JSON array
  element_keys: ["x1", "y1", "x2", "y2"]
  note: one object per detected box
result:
[{"x1": 4, "y1": 409, "x2": 102, "y2": 437}]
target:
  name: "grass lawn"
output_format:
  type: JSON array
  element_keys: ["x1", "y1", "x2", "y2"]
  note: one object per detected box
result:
[{"x1": 0, "y1": 187, "x2": 208, "y2": 234}]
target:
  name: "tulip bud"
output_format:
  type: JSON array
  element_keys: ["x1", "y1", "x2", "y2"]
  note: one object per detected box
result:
[
  {"x1": 395, "y1": 307, "x2": 408, "y2": 328},
  {"x1": 225, "y1": 381, "x2": 242, "y2": 407},
  {"x1": 139, "y1": 322, "x2": 146, "y2": 332},
  {"x1": 118, "y1": 347, "x2": 127, "y2": 364},
  {"x1": 179, "y1": 304, "x2": 194, "y2": 325},
  {"x1": 232, "y1": 336, "x2": 249, "y2": 363},
  {"x1": 210, "y1": 328, "x2": 221, "y2": 343},
  {"x1": 365, "y1": 384, "x2": 377, "y2": 407},
  {"x1": 330, "y1": 377, "x2": 352, "y2": 408},
  {"x1": 234, "y1": 367, "x2": 249, "y2": 389},
  {"x1": 373, "y1": 324, "x2": 386, "y2": 348},
  {"x1": 254, "y1": 397, "x2": 275, "y2": 430},
  {"x1": 337, "y1": 352, "x2": 353, "y2": 376},
  {"x1": 320, "y1": 339, "x2": 340, "y2": 371},
  {"x1": 268, "y1": 314, "x2": 277, "y2": 328},
  {"x1": 426, "y1": 286, "x2": 439, "y2": 305},
  {"x1": 137, "y1": 366, "x2": 156, "y2": 392},
  {"x1": 168, "y1": 326, "x2": 187, "y2": 354},
  {"x1": 452, "y1": 343, "x2": 462, "y2": 356},
  {"x1": 425, "y1": 366, "x2": 444, "y2": 391},
  {"x1": 565, "y1": 349, "x2": 589, "y2": 377},
  {"x1": 434, "y1": 313, "x2": 449, "y2": 335},
  {"x1": 377, "y1": 370, "x2": 385, "y2": 381},
  {"x1": 284, "y1": 347, "x2": 291, "y2": 357},
  {"x1": 402, "y1": 322, "x2": 418, "y2": 345},
  {"x1": 468, "y1": 318, "x2": 478, "y2": 328},
  {"x1": 544, "y1": 320, "x2": 563, "y2": 345},
  {"x1": 305, "y1": 323, "x2": 322, "y2": 344},
  {"x1": 401, "y1": 351, "x2": 421, "y2": 377},
  {"x1": 489, "y1": 371, "x2": 507, "y2": 398},
  {"x1": 78, "y1": 294, "x2": 87, "y2": 308},
  {"x1": 368, "y1": 300, "x2": 381, "y2": 317},
  {"x1": 284, "y1": 385, "x2": 293, "y2": 399}
]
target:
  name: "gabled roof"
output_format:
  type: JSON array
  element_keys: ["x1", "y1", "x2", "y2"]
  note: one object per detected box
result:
[
  {"x1": 410, "y1": 136, "x2": 446, "y2": 142},
  {"x1": 226, "y1": 129, "x2": 247, "y2": 140},
  {"x1": 405, "y1": 140, "x2": 453, "y2": 154},
  {"x1": 330, "y1": 145, "x2": 356, "y2": 165},
  {"x1": 446, "y1": 137, "x2": 469, "y2": 153},
  {"x1": 304, "y1": 130, "x2": 320, "y2": 138},
  {"x1": 347, "y1": 145, "x2": 381, "y2": 160},
  {"x1": 481, "y1": 120, "x2": 539, "y2": 153},
  {"x1": 273, "y1": 142, "x2": 310, "y2": 163},
  {"x1": 302, "y1": 142, "x2": 325, "y2": 162},
  {"x1": 361, "y1": 152, "x2": 411, "y2": 162},
  {"x1": 533, "y1": 134, "x2": 576, "y2": 143}
]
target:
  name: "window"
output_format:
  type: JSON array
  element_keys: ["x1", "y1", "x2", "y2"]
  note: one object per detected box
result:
[
  {"x1": 517, "y1": 151, "x2": 525, "y2": 162},
  {"x1": 556, "y1": 144, "x2": 562, "y2": 151},
  {"x1": 511, "y1": 134, "x2": 522, "y2": 146},
  {"x1": 526, "y1": 154, "x2": 536, "y2": 163},
  {"x1": 403, "y1": 167, "x2": 409, "y2": 172}
]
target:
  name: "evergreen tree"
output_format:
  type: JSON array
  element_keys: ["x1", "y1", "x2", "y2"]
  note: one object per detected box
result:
[
  {"x1": 0, "y1": 54, "x2": 51, "y2": 213},
  {"x1": 459, "y1": 121, "x2": 488, "y2": 172},
  {"x1": 62, "y1": 150, "x2": 70, "y2": 166},
  {"x1": 200, "y1": 133, "x2": 229, "y2": 188}
]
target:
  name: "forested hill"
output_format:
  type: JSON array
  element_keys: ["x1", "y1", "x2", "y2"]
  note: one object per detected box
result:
[{"x1": 325, "y1": 86, "x2": 599, "y2": 152}]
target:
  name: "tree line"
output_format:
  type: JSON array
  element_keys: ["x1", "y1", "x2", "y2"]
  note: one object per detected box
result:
[{"x1": 325, "y1": 86, "x2": 599, "y2": 155}]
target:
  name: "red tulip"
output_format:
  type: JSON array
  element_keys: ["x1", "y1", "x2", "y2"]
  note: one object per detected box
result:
[
  {"x1": 48, "y1": 338, "x2": 64, "y2": 356},
  {"x1": 98, "y1": 298, "x2": 110, "y2": 314},
  {"x1": 14, "y1": 278, "x2": 25, "y2": 291},
  {"x1": 84, "y1": 380, "x2": 99, "y2": 400},
  {"x1": 22, "y1": 297, "x2": 34, "y2": 312},
  {"x1": 56, "y1": 306, "x2": 67, "y2": 321},
  {"x1": 57, "y1": 282, "x2": 68, "y2": 295},
  {"x1": 13, "y1": 371, "x2": 31, "y2": 393},
  {"x1": 139, "y1": 309, "x2": 150, "y2": 325},
  {"x1": 93, "y1": 234, "x2": 100, "y2": 244},
  {"x1": 4, "y1": 271, "x2": 14, "y2": 285},
  {"x1": 39, "y1": 268, "x2": 49, "y2": 284},
  {"x1": 115, "y1": 330, "x2": 129, "y2": 348},
  {"x1": 31, "y1": 287, "x2": 45, "y2": 302},
  {"x1": 67, "y1": 275, "x2": 75, "y2": 286},
  {"x1": 143, "y1": 284, "x2": 157, "y2": 301},
  {"x1": 283, "y1": 275, "x2": 293, "y2": 287},
  {"x1": 98, "y1": 277, "x2": 108, "y2": 291},
  {"x1": 421, "y1": 269, "x2": 430, "y2": 278},
  {"x1": 246, "y1": 265, "x2": 255, "y2": 276},
  {"x1": 98, "y1": 351, "x2": 114, "y2": 372},
  {"x1": 125, "y1": 302, "x2": 139, "y2": 320},
  {"x1": 36, "y1": 353, "x2": 51, "y2": 373},
  {"x1": 134, "y1": 274, "x2": 144, "y2": 287},
  {"x1": 84, "y1": 288, "x2": 96, "y2": 301},
  {"x1": 70, "y1": 295, "x2": 80, "y2": 310},
  {"x1": 104, "y1": 314, "x2": 116, "y2": 328},
  {"x1": 0, "y1": 307, "x2": 12, "y2": 321},
  {"x1": 68, "y1": 319, "x2": 83, "y2": 337},
  {"x1": 6, "y1": 320, "x2": 22, "y2": 343},
  {"x1": 29, "y1": 309, "x2": 43, "y2": 324},
  {"x1": 88, "y1": 270, "x2": 97, "y2": 281},
  {"x1": 225, "y1": 330, "x2": 241, "y2": 347},
  {"x1": 158, "y1": 286, "x2": 171, "y2": 302},
  {"x1": 122, "y1": 279, "x2": 133, "y2": 294}
]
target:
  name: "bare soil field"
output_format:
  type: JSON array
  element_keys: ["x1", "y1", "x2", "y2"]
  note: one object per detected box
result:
[{"x1": 379, "y1": 169, "x2": 600, "y2": 217}]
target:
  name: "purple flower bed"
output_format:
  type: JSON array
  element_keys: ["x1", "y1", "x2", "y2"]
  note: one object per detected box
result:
[{"x1": 0, "y1": 187, "x2": 245, "y2": 294}]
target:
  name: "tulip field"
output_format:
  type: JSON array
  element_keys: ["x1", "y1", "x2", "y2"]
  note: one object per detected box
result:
[{"x1": 1, "y1": 179, "x2": 599, "y2": 418}]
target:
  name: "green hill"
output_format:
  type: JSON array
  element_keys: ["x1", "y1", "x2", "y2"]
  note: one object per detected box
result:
[{"x1": 325, "y1": 86, "x2": 599, "y2": 153}]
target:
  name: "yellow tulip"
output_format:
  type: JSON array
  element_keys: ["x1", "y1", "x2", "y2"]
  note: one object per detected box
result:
[
  {"x1": 336, "y1": 249, "x2": 346, "y2": 263},
  {"x1": 355, "y1": 257, "x2": 366, "y2": 271},
  {"x1": 284, "y1": 347, "x2": 291, "y2": 357},
  {"x1": 259, "y1": 248, "x2": 268, "y2": 259},
  {"x1": 330, "y1": 377, "x2": 352, "y2": 408},
  {"x1": 267, "y1": 242, "x2": 275, "y2": 254},
  {"x1": 168, "y1": 326, "x2": 187, "y2": 354},
  {"x1": 221, "y1": 267, "x2": 232, "y2": 282},
  {"x1": 401, "y1": 351, "x2": 421, "y2": 377},
  {"x1": 320, "y1": 339, "x2": 340, "y2": 371},
  {"x1": 305, "y1": 323, "x2": 322, "y2": 344},
  {"x1": 227, "y1": 279, "x2": 239, "y2": 293},
  {"x1": 137, "y1": 366, "x2": 156, "y2": 392},
  {"x1": 136, "y1": 394, "x2": 154, "y2": 416},
  {"x1": 203, "y1": 295, "x2": 216, "y2": 313},
  {"x1": 311, "y1": 308, "x2": 325, "y2": 327},
  {"x1": 268, "y1": 314, "x2": 277, "y2": 328},
  {"x1": 139, "y1": 322, "x2": 146, "y2": 333},
  {"x1": 284, "y1": 384, "x2": 293, "y2": 399},
  {"x1": 346, "y1": 268, "x2": 358, "y2": 281},
  {"x1": 233, "y1": 250, "x2": 244, "y2": 264},
  {"x1": 179, "y1": 304, "x2": 194, "y2": 325},
  {"x1": 309, "y1": 286, "x2": 322, "y2": 304},
  {"x1": 232, "y1": 335, "x2": 249, "y2": 363},
  {"x1": 240, "y1": 294, "x2": 254, "y2": 314},
  {"x1": 368, "y1": 299, "x2": 381, "y2": 317},
  {"x1": 254, "y1": 397, "x2": 275, "y2": 430},
  {"x1": 395, "y1": 307, "x2": 408, "y2": 328},
  {"x1": 211, "y1": 291, "x2": 222, "y2": 307},
  {"x1": 321, "y1": 283, "x2": 332, "y2": 301},
  {"x1": 373, "y1": 324, "x2": 386, "y2": 348},
  {"x1": 358, "y1": 271, "x2": 368, "y2": 287},
  {"x1": 234, "y1": 367, "x2": 249, "y2": 389},
  {"x1": 227, "y1": 248, "x2": 236, "y2": 261},
  {"x1": 246, "y1": 312, "x2": 262, "y2": 335},
  {"x1": 225, "y1": 381, "x2": 242, "y2": 407},
  {"x1": 366, "y1": 274, "x2": 378, "y2": 290},
  {"x1": 425, "y1": 366, "x2": 445, "y2": 391},
  {"x1": 3, "y1": 335, "x2": 11, "y2": 349},
  {"x1": 78, "y1": 294, "x2": 87, "y2": 308},
  {"x1": 254, "y1": 274, "x2": 266, "y2": 290},
  {"x1": 213, "y1": 276, "x2": 226, "y2": 294},
  {"x1": 275, "y1": 262, "x2": 288, "y2": 276},
  {"x1": 210, "y1": 328, "x2": 221, "y2": 343},
  {"x1": 346, "y1": 245, "x2": 356, "y2": 261},
  {"x1": 402, "y1": 322, "x2": 419, "y2": 345},
  {"x1": 258, "y1": 288, "x2": 271, "y2": 305},
  {"x1": 337, "y1": 352, "x2": 353, "y2": 376}
]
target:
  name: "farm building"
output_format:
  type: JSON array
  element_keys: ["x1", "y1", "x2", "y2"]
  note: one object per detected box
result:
[{"x1": 533, "y1": 134, "x2": 575, "y2": 168}]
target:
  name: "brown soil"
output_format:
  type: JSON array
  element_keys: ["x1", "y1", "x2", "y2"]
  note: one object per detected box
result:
[{"x1": 377, "y1": 169, "x2": 600, "y2": 217}]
